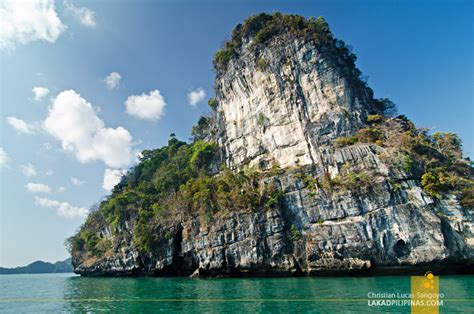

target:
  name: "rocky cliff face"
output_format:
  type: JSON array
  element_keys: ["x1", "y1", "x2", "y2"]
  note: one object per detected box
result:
[
  {"x1": 215, "y1": 34, "x2": 373, "y2": 170},
  {"x1": 71, "y1": 13, "x2": 473, "y2": 276},
  {"x1": 74, "y1": 142, "x2": 473, "y2": 276}
]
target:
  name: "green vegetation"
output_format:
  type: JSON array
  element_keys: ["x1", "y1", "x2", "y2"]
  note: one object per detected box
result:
[
  {"x1": 372, "y1": 98, "x2": 398, "y2": 117},
  {"x1": 191, "y1": 116, "x2": 214, "y2": 141},
  {"x1": 179, "y1": 167, "x2": 282, "y2": 215},
  {"x1": 460, "y1": 185, "x2": 474, "y2": 208},
  {"x1": 334, "y1": 127, "x2": 383, "y2": 148},
  {"x1": 208, "y1": 98, "x2": 218, "y2": 111},
  {"x1": 190, "y1": 140, "x2": 217, "y2": 169},
  {"x1": 327, "y1": 170, "x2": 371, "y2": 192},
  {"x1": 256, "y1": 112, "x2": 269, "y2": 128},
  {"x1": 290, "y1": 224, "x2": 301, "y2": 240},
  {"x1": 69, "y1": 228, "x2": 111, "y2": 258},
  {"x1": 431, "y1": 132, "x2": 462, "y2": 162},
  {"x1": 256, "y1": 58, "x2": 268, "y2": 71},
  {"x1": 357, "y1": 128, "x2": 382, "y2": 143},
  {"x1": 296, "y1": 165, "x2": 372, "y2": 194},
  {"x1": 333, "y1": 115, "x2": 473, "y2": 206},
  {"x1": 268, "y1": 164, "x2": 285, "y2": 177},
  {"x1": 294, "y1": 173, "x2": 318, "y2": 198},
  {"x1": 420, "y1": 169, "x2": 472, "y2": 201},
  {"x1": 401, "y1": 154, "x2": 414, "y2": 172},
  {"x1": 421, "y1": 171, "x2": 450, "y2": 199},
  {"x1": 367, "y1": 114, "x2": 384, "y2": 124},
  {"x1": 377, "y1": 117, "x2": 474, "y2": 206},
  {"x1": 213, "y1": 12, "x2": 360, "y2": 82},
  {"x1": 68, "y1": 136, "x2": 284, "y2": 257},
  {"x1": 392, "y1": 182, "x2": 402, "y2": 192},
  {"x1": 334, "y1": 136, "x2": 358, "y2": 148},
  {"x1": 133, "y1": 206, "x2": 154, "y2": 253},
  {"x1": 214, "y1": 46, "x2": 237, "y2": 71}
]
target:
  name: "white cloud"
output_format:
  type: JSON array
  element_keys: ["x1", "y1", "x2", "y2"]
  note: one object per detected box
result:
[
  {"x1": 0, "y1": 148, "x2": 7, "y2": 167},
  {"x1": 102, "y1": 168, "x2": 125, "y2": 192},
  {"x1": 104, "y1": 72, "x2": 121, "y2": 89},
  {"x1": 32, "y1": 87, "x2": 50, "y2": 101},
  {"x1": 188, "y1": 88, "x2": 206, "y2": 106},
  {"x1": 6, "y1": 117, "x2": 35, "y2": 134},
  {"x1": 44, "y1": 90, "x2": 133, "y2": 168},
  {"x1": 34, "y1": 196, "x2": 88, "y2": 219},
  {"x1": 70, "y1": 176, "x2": 84, "y2": 186},
  {"x1": 26, "y1": 182, "x2": 51, "y2": 193},
  {"x1": 57, "y1": 186, "x2": 66, "y2": 192},
  {"x1": 21, "y1": 163, "x2": 37, "y2": 178},
  {"x1": 64, "y1": 1, "x2": 96, "y2": 28},
  {"x1": 45, "y1": 169, "x2": 54, "y2": 176},
  {"x1": 125, "y1": 90, "x2": 166, "y2": 121},
  {"x1": 0, "y1": 0, "x2": 66, "y2": 51}
]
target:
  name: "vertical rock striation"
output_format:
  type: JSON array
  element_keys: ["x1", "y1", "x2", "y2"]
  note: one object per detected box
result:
[{"x1": 215, "y1": 35, "x2": 373, "y2": 170}]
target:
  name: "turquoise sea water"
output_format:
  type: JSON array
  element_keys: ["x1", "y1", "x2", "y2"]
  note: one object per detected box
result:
[{"x1": 0, "y1": 273, "x2": 472, "y2": 312}]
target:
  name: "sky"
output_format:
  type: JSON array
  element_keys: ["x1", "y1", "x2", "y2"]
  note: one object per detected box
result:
[{"x1": 0, "y1": 0, "x2": 472, "y2": 267}]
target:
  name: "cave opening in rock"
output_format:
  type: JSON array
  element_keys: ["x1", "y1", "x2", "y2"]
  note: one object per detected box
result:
[{"x1": 393, "y1": 239, "x2": 409, "y2": 257}]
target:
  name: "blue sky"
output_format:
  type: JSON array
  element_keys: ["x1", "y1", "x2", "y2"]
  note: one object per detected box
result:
[{"x1": 0, "y1": 0, "x2": 472, "y2": 267}]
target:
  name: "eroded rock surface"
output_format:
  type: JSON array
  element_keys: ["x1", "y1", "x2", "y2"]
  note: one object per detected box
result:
[{"x1": 74, "y1": 142, "x2": 473, "y2": 276}]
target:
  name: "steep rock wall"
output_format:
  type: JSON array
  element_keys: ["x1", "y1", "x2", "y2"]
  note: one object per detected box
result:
[
  {"x1": 74, "y1": 143, "x2": 473, "y2": 276},
  {"x1": 215, "y1": 35, "x2": 373, "y2": 169}
]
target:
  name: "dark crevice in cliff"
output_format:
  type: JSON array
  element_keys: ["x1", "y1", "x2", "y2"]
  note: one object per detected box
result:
[
  {"x1": 440, "y1": 218, "x2": 465, "y2": 258},
  {"x1": 393, "y1": 240, "x2": 409, "y2": 258},
  {"x1": 170, "y1": 224, "x2": 190, "y2": 276},
  {"x1": 292, "y1": 65, "x2": 317, "y2": 165}
]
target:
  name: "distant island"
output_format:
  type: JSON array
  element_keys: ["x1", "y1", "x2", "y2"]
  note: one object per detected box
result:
[{"x1": 0, "y1": 258, "x2": 73, "y2": 275}]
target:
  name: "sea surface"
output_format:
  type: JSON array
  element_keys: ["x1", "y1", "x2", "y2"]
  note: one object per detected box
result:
[{"x1": 0, "y1": 273, "x2": 472, "y2": 312}]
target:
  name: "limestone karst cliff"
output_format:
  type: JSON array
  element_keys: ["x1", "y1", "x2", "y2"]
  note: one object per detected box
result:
[{"x1": 69, "y1": 13, "x2": 473, "y2": 276}]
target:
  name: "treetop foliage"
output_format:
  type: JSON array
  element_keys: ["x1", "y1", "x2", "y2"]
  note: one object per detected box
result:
[{"x1": 213, "y1": 12, "x2": 359, "y2": 77}]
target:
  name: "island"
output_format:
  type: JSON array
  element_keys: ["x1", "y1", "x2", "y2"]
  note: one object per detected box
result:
[{"x1": 68, "y1": 13, "x2": 473, "y2": 277}]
